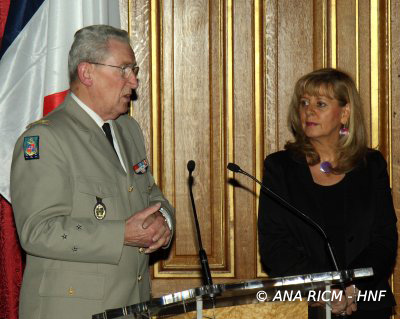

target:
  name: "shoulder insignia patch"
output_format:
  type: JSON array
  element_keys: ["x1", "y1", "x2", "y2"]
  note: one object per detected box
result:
[
  {"x1": 23, "y1": 136, "x2": 40, "y2": 160},
  {"x1": 26, "y1": 119, "x2": 50, "y2": 129}
]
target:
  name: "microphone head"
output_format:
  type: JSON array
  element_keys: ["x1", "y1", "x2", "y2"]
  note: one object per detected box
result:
[
  {"x1": 187, "y1": 160, "x2": 196, "y2": 172},
  {"x1": 227, "y1": 163, "x2": 241, "y2": 173}
]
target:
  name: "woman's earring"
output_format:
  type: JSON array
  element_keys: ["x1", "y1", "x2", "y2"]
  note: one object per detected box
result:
[{"x1": 339, "y1": 126, "x2": 349, "y2": 137}]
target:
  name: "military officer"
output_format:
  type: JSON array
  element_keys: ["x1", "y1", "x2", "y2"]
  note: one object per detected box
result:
[{"x1": 10, "y1": 25, "x2": 174, "y2": 319}]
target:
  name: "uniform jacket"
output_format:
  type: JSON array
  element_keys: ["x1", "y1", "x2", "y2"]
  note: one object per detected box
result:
[
  {"x1": 258, "y1": 149, "x2": 397, "y2": 311},
  {"x1": 10, "y1": 94, "x2": 175, "y2": 319}
]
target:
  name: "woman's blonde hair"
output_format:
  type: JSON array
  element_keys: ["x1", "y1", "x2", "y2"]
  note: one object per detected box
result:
[{"x1": 285, "y1": 68, "x2": 367, "y2": 173}]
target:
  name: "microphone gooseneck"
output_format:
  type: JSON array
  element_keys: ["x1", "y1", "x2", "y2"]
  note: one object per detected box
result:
[
  {"x1": 227, "y1": 162, "x2": 349, "y2": 287},
  {"x1": 187, "y1": 160, "x2": 213, "y2": 287}
]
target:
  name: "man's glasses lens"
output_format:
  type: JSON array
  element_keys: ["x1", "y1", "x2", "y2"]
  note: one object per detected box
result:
[
  {"x1": 123, "y1": 65, "x2": 139, "y2": 78},
  {"x1": 89, "y1": 62, "x2": 139, "y2": 79}
]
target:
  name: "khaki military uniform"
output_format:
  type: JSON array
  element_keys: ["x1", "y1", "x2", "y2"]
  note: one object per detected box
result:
[{"x1": 10, "y1": 95, "x2": 174, "y2": 319}]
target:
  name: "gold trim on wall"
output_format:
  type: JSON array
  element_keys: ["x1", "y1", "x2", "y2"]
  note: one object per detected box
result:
[
  {"x1": 370, "y1": 0, "x2": 379, "y2": 149},
  {"x1": 151, "y1": 0, "x2": 160, "y2": 181},
  {"x1": 127, "y1": 0, "x2": 134, "y2": 117},
  {"x1": 330, "y1": 0, "x2": 337, "y2": 68},
  {"x1": 254, "y1": 0, "x2": 263, "y2": 203},
  {"x1": 219, "y1": 0, "x2": 235, "y2": 278},
  {"x1": 255, "y1": 0, "x2": 266, "y2": 278},
  {"x1": 322, "y1": 0, "x2": 327, "y2": 67},
  {"x1": 388, "y1": 0, "x2": 392, "y2": 186},
  {"x1": 152, "y1": 0, "x2": 168, "y2": 279},
  {"x1": 219, "y1": 0, "x2": 229, "y2": 278},
  {"x1": 356, "y1": 0, "x2": 359, "y2": 90},
  {"x1": 150, "y1": 0, "x2": 162, "y2": 279},
  {"x1": 227, "y1": 0, "x2": 235, "y2": 278}
]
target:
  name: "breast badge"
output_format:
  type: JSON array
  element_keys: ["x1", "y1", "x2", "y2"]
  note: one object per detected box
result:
[
  {"x1": 94, "y1": 197, "x2": 106, "y2": 220},
  {"x1": 23, "y1": 136, "x2": 40, "y2": 160}
]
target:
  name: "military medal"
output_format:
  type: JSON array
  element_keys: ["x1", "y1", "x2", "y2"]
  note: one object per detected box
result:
[
  {"x1": 94, "y1": 197, "x2": 106, "y2": 220},
  {"x1": 133, "y1": 159, "x2": 148, "y2": 174}
]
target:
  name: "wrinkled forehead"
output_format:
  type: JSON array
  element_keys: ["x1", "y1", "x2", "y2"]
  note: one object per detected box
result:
[{"x1": 105, "y1": 38, "x2": 136, "y2": 64}]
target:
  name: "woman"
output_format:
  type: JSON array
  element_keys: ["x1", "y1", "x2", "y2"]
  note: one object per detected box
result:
[{"x1": 258, "y1": 68, "x2": 397, "y2": 318}]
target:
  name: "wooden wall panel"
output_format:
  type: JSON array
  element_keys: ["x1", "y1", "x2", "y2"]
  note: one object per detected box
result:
[
  {"x1": 264, "y1": 0, "x2": 278, "y2": 155},
  {"x1": 232, "y1": 0, "x2": 257, "y2": 280},
  {"x1": 276, "y1": 1, "x2": 314, "y2": 151},
  {"x1": 155, "y1": 0, "x2": 231, "y2": 281},
  {"x1": 121, "y1": 1, "x2": 400, "y2": 316},
  {"x1": 120, "y1": 0, "x2": 152, "y2": 153},
  {"x1": 336, "y1": 0, "x2": 357, "y2": 77},
  {"x1": 358, "y1": 1, "x2": 372, "y2": 149},
  {"x1": 170, "y1": 0, "x2": 212, "y2": 256},
  {"x1": 391, "y1": 0, "x2": 400, "y2": 316}
]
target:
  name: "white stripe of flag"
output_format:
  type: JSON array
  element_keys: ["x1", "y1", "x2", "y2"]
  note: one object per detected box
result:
[{"x1": 0, "y1": 0, "x2": 121, "y2": 201}]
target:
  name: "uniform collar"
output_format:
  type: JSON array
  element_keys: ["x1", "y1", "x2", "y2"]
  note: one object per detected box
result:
[{"x1": 71, "y1": 93, "x2": 113, "y2": 128}]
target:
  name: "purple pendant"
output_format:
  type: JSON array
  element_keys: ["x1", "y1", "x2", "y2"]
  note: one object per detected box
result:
[{"x1": 320, "y1": 161, "x2": 332, "y2": 173}]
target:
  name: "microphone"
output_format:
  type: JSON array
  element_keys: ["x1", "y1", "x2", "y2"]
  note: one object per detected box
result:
[
  {"x1": 187, "y1": 160, "x2": 196, "y2": 172},
  {"x1": 187, "y1": 160, "x2": 213, "y2": 287},
  {"x1": 187, "y1": 160, "x2": 195, "y2": 187},
  {"x1": 227, "y1": 162, "x2": 348, "y2": 283}
]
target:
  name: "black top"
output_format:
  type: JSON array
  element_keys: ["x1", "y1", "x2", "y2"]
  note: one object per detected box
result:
[
  {"x1": 258, "y1": 149, "x2": 397, "y2": 311},
  {"x1": 313, "y1": 178, "x2": 347, "y2": 269}
]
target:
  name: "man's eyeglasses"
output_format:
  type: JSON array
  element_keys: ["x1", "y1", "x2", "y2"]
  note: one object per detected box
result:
[{"x1": 89, "y1": 62, "x2": 139, "y2": 79}]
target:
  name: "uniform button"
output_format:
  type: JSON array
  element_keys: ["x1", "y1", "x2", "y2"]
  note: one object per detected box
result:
[
  {"x1": 147, "y1": 186, "x2": 152, "y2": 192},
  {"x1": 68, "y1": 287, "x2": 75, "y2": 296},
  {"x1": 128, "y1": 186, "x2": 134, "y2": 192},
  {"x1": 138, "y1": 275, "x2": 142, "y2": 281},
  {"x1": 139, "y1": 247, "x2": 145, "y2": 253}
]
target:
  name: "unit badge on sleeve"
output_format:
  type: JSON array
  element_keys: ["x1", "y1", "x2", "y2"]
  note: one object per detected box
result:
[
  {"x1": 133, "y1": 159, "x2": 148, "y2": 174},
  {"x1": 23, "y1": 136, "x2": 40, "y2": 160}
]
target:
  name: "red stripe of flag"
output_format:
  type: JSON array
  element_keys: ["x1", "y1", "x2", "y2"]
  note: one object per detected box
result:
[
  {"x1": 0, "y1": 0, "x2": 11, "y2": 49},
  {"x1": 43, "y1": 90, "x2": 68, "y2": 116}
]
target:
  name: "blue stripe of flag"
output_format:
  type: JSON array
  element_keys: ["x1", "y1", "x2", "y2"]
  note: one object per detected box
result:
[{"x1": 0, "y1": 0, "x2": 45, "y2": 59}]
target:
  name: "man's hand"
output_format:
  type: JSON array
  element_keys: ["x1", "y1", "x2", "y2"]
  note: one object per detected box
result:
[
  {"x1": 142, "y1": 208, "x2": 171, "y2": 253},
  {"x1": 124, "y1": 203, "x2": 171, "y2": 253}
]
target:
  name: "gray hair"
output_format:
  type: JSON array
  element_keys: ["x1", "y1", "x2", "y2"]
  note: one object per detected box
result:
[{"x1": 68, "y1": 25, "x2": 130, "y2": 83}]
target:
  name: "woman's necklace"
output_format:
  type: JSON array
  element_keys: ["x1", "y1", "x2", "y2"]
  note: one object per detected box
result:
[{"x1": 320, "y1": 161, "x2": 333, "y2": 174}]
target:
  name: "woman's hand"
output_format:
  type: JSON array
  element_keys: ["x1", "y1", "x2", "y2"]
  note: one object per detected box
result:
[
  {"x1": 308, "y1": 285, "x2": 358, "y2": 316},
  {"x1": 331, "y1": 285, "x2": 358, "y2": 316}
]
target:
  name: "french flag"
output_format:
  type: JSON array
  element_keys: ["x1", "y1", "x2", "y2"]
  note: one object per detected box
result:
[{"x1": 0, "y1": 1, "x2": 120, "y2": 318}]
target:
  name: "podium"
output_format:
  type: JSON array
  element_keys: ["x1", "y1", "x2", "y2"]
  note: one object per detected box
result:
[{"x1": 92, "y1": 267, "x2": 373, "y2": 319}]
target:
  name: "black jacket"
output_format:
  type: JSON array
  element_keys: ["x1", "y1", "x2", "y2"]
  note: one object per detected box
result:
[{"x1": 258, "y1": 149, "x2": 397, "y2": 310}]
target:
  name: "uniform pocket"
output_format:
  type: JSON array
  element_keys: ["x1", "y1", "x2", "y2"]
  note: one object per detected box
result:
[
  {"x1": 39, "y1": 269, "x2": 105, "y2": 300},
  {"x1": 73, "y1": 177, "x2": 118, "y2": 220},
  {"x1": 77, "y1": 178, "x2": 116, "y2": 198},
  {"x1": 38, "y1": 269, "x2": 104, "y2": 319}
]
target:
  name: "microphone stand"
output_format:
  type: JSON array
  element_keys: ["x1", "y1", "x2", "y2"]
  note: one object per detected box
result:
[
  {"x1": 187, "y1": 160, "x2": 215, "y2": 319},
  {"x1": 187, "y1": 160, "x2": 213, "y2": 287}
]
